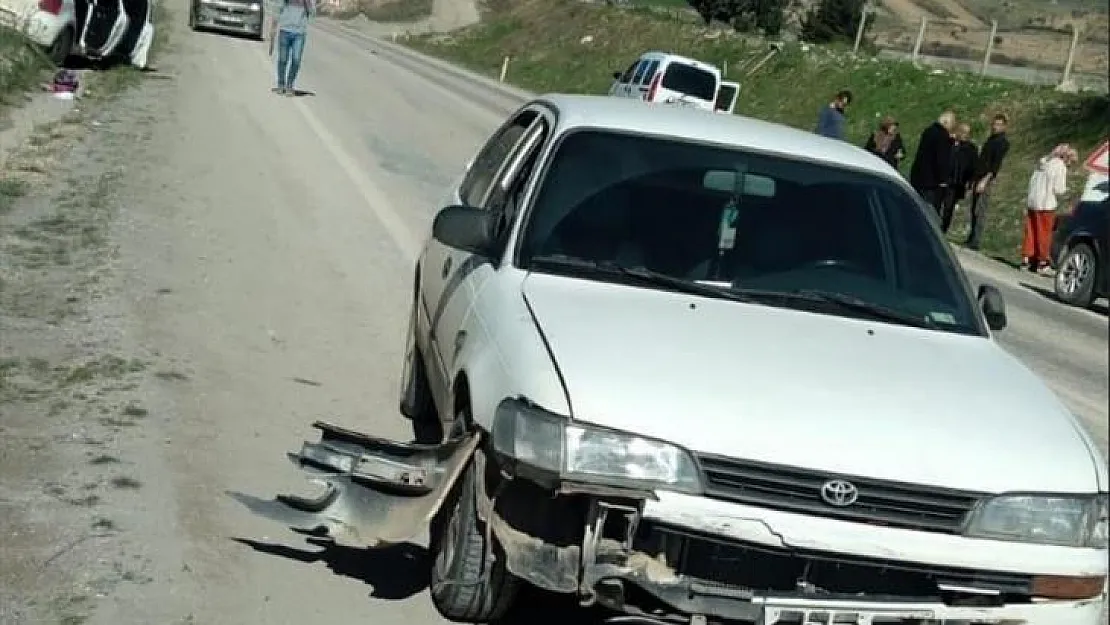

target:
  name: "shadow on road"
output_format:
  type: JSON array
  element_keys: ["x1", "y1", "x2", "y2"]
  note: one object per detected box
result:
[
  {"x1": 232, "y1": 535, "x2": 430, "y2": 600},
  {"x1": 1019, "y1": 282, "x2": 1108, "y2": 316},
  {"x1": 231, "y1": 535, "x2": 615, "y2": 623}
]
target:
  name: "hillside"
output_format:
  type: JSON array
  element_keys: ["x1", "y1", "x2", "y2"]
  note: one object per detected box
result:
[
  {"x1": 872, "y1": 0, "x2": 1109, "y2": 78},
  {"x1": 401, "y1": 0, "x2": 1109, "y2": 264}
]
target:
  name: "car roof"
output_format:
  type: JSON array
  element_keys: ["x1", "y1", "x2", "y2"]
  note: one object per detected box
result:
[
  {"x1": 638, "y1": 51, "x2": 717, "y2": 71},
  {"x1": 535, "y1": 93, "x2": 897, "y2": 180}
]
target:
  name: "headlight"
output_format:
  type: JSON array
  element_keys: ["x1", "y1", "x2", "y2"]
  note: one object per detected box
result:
[
  {"x1": 964, "y1": 493, "x2": 1108, "y2": 547},
  {"x1": 249, "y1": 3, "x2": 261, "y2": 10},
  {"x1": 491, "y1": 398, "x2": 703, "y2": 494}
]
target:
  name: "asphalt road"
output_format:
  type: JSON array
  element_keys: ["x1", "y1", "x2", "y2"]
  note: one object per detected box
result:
[{"x1": 57, "y1": 8, "x2": 1108, "y2": 623}]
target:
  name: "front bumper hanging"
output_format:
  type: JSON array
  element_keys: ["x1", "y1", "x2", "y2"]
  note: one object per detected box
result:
[{"x1": 232, "y1": 420, "x2": 478, "y2": 547}]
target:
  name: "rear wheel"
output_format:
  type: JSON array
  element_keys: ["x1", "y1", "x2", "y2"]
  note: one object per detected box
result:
[
  {"x1": 1054, "y1": 242, "x2": 1098, "y2": 308},
  {"x1": 47, "y1": 26, "x2": 74, "y2": 66},
  {"x1": 429, "y1": 410, "x2": 519, "y2": 622}
]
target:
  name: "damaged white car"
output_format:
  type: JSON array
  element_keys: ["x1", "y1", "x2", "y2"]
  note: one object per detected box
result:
[{"x1": 241, "y1": 95, "x2": 1109, "y2": 625}]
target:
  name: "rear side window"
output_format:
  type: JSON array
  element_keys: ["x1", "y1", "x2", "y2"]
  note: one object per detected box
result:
[
  {"x1": 618, "y1": 60, "x2": 638, "y2": 83},
  {"x1": 661, "y1": 62, "x2": 717, "y2": 101}
]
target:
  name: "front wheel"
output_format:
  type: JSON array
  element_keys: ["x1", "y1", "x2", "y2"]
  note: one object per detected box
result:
[
  {"x1": 429, "y1": 429, "x2": 519, "y2": 622},
  {"x1": 1054, "y1": 242, "x2": 1098, "y2": 308},
  {"x1": 399, "y1": 299, "x2": 436, "y2": 421}
]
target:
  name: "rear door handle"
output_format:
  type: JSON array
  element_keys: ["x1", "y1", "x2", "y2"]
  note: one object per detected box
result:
[{"x1": 442, "y1": 257, "x2": 453, "y2": 278}]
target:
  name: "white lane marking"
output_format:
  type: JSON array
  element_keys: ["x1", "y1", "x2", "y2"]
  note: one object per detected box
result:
[{"x1": 253, "y1": 45, "x2": 421, "y2": 261}]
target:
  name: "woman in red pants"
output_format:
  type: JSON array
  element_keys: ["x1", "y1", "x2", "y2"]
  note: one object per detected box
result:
[{"x1": 1023, "y1": 144, "x2": 1078, "y2": 274}]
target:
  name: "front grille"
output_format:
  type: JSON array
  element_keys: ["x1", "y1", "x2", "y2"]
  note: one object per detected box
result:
[
  {"x1": 697, "y1": 455, "x2": 983, "y2": 534},
  {"x1": 638, "y1": 522, "x2": 1032, "y2": 600}
]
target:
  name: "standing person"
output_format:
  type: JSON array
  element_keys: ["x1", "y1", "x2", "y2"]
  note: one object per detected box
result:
[
  {"x1": 274, "y1": 0, "x2": 316, "y2": 96},
  {"x1": 909, "y1": 110, "x2": 957, "y2": 216},
  {"x1": 940, "y1": 122, "x2": 979, "y2": 233},
  {"x1": 863, "y1": 115, "x2": 906, "y2": 170},
  {"x1": 1023, "y1": 144, "x2": 1078, "y2": 274},
  {"x1": 814, "y1": 90, "x2": 852, "y2": 140},
  {"x1": 965, "y1": 113, "x2": 1011, "y2": 251}
]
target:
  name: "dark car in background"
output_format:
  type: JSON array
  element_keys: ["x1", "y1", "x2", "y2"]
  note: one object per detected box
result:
[
  {"x1": 1051, "y1": 197, "x2": 1108, "y2": 308},
  {"x1": 188, "y1": 0, "x2": 264, "y2": 39}
]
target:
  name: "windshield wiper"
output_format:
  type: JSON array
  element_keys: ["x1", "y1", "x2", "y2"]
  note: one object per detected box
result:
[
  {"x1": 791, "y1": 289, "x2": 937, "y2": 329},
  {"x1": 528, "y1": 255, "x2": 757, "y2": 304}
]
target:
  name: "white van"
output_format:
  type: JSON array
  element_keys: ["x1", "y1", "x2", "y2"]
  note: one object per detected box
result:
[{"x1": 608, "y1": 51, "x2": 739, "y2": 114}]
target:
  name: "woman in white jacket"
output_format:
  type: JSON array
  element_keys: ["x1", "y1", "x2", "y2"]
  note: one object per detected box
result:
[{"x1": 1023, "y1": 144, "x2": 1078, "y2": 274}]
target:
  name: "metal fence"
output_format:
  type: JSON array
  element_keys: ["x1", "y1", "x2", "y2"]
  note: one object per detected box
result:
[{"x1": 864, "y1": 8, "x2": 1109, "y2": 93}]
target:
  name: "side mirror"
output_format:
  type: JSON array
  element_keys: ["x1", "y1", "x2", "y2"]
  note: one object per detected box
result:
[
  {"x1": 432, "y1": 205, "x2": 496, "y2": 256},
  {"x1": 612, "y1": 71, "x2": 622, "y2": 80},
  {"x1": 977, "y1": 284, "x2": 1007, "y2": 331}
]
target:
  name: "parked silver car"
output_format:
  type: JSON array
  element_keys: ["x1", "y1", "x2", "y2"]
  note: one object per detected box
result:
[
  {"x1": 241, "y1": 94, "x2": 1109, "y2": 625},
  {"x1": 188, "y1": 0, "x2": 263, "y2": 39}
]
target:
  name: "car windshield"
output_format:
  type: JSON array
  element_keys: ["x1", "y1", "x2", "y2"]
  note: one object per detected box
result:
[
  {"x1": 660, "y1": 63, "x2": 717, "y2": 102},
  {"x1": 517, "y1": 130, "x2": 983, "y2": 336}
]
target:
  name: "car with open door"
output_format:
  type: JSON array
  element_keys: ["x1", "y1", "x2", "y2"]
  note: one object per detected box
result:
[
  {"x1": 238, "y1": 95, "x2": 1109, "y2": 625},
  {"x1": 608, "y1": 51, "x2": 724, "y2": 112}
]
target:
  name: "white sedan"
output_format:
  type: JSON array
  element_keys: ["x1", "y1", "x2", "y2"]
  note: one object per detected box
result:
[
  {"x1": 0, "y1": 0, "x2": 77, "y2": 64},
  {"x1": 240, "y1": 94, "x2": 1108, "y2": 625}
]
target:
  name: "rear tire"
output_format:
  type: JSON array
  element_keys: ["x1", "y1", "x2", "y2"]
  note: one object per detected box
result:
[
  {"x1": 429, "y1": 411, "x2": 519, "y2": 623},
  {"x1": 47, "y1": 26, "x2": 74, "y2": 66},
  {"x1": 1054, "y1": 242, "x2": 1098, "y2": 308}
]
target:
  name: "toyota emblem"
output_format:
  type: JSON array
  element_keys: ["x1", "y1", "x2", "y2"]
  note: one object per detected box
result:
[{"x1": 820, "y1": 479, "x2": 859, "y2": 507}]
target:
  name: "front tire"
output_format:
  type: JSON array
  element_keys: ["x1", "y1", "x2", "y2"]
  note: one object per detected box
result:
[
  {"x1": 399, "y1": 298, "x2": 436, "y2": 424},
  {"x1": 429, "y1": 418, "x2": 519, "y2": 622},
  {"x1": 1054, "y1": 242, "x2": 1098, "y2": 308}
]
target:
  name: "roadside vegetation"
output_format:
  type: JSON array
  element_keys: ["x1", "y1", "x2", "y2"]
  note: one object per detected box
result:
[
  {"x1": 404, "y1": 0, "x2": 1109, "y2": 264},
  {"x1": 0, "y1": 26, "x2": 53, "y2": 105}
]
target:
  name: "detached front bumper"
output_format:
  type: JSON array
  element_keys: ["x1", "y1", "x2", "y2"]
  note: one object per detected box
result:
[{"x1": 239, "y1": 423, "x2": 1108, "y2": 625}]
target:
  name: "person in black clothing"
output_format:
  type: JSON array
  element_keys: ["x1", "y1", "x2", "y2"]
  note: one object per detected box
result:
[
  {"x1": 909, "y1": 110, "x2": 957, "y2": 217},
  {"x1": 965, "y1": 114, "x2": 1011, "y2": 251},
  {"x1": 864, "y1": 115, "x2": 906, "y2": 170},
  {"x1": 940, "y1": 122, "x2": 979, "y2": 234}
]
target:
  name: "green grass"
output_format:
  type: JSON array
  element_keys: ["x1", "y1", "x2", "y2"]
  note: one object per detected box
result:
[
  {"x1": 0, "y1": 26, "x2": 52, "y2": 105},
  {"x1": 405, "y1": 0, "x2": 1110, "y2": 263}
]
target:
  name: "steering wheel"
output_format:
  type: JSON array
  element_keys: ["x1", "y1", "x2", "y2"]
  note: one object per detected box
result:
[{"x1": 807, "y1": 258, "x2": 867, "y2": 274}]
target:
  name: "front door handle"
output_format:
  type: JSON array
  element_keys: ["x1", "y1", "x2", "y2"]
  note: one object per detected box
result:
[{"x1": 442, "y1": 257, "x2": 453, "y2": 278}]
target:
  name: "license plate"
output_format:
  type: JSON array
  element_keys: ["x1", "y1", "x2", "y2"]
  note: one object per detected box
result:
[{"x1": 215, "y1": 15, "x2": 243, "y2": 24}]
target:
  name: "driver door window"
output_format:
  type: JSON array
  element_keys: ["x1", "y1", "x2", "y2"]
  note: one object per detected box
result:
[{"x1": 459, "y1": 111, "x2": 537, "y2": 208}]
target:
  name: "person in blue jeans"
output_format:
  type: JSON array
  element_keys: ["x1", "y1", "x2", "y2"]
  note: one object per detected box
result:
[{"x1": 275, "y1": 0, "x2": 314, "y2": 96}]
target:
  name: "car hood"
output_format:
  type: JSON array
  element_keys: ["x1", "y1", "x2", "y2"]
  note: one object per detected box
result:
[{"x1": 521, "y1": 272, "x2": 1101, "y2": 494}]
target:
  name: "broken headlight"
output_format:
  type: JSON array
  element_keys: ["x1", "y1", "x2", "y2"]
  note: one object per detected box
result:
[
  {"x1": 491, "y1": 398, "x2": 703, "y2": 494},
  {"x1": 964, "y1": 493, "x2": 1108, "y2": 548}
]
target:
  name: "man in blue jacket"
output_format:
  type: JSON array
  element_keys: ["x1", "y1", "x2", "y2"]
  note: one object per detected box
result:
[
  {"x1": 814, "y1": 90, "x2": 852, "y2": 140},
  {"x1": 273, "y1": 0, "x2": 316, "y2": 96}
]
